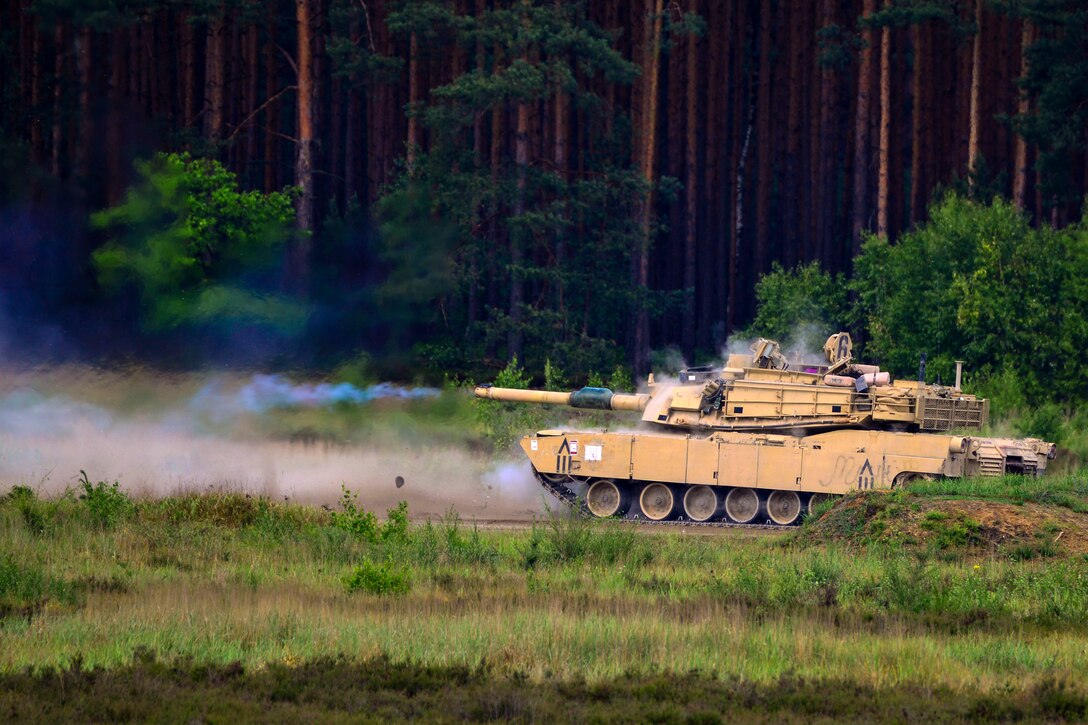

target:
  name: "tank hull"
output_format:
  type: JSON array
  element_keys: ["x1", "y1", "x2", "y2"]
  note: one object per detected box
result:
[{"x1": 521, "y1": 429, "x2": 1053, "y2": 525}]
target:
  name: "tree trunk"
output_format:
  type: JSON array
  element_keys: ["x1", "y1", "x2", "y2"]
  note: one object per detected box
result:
[
  {"x1": 263, "y1": 16, "x2": 278, "y2": 193},
  {"x1": 876, "y1": 0, "x2": 891, "y2": 237},
  {"x1": 51, "y1": 21, "x2": 66, "y2": 178},
  {"x1": 815, "y1": 0, "x2": 836, "y2": 262},
  {"x1": 909, "y1": 21, "x2": 926, "y2": 223},
  {"x1": 180, "y1": 11, "x2": 195, "y2": 127},
  {"x1": 294, "y1": 0, "x2": 315, "y2": 283},
  {"x1": 682, "y1": 0, "x2": 698, "y2": 361},
  {"x1": 727, "y1": 0, "x2": 749, "y2": 329},
  {"x1": 699, "y1": 0, "x2": 722, "y2": 342},
  {"x1": 106, "y1": 27, "x2": 125, "y2": 204},
  {"x1": 29, "y1": 24, "x2": 43, "y2": 166},
  {"x1": 553, "y1": 0, "x2": 569, "y2": 313},
  {"x1": 407, "y1": 31, "x2": 420, "y2": 167},
  {"x1": 852, "y1": 0, "x2": 875, "y2": 250},
  {"x1": 204, "y1": 11, "x2": 226, "y2": 143},
  {"x1": 1012, "y1": 19, "x2": 1033, "y2": 210},
  {"x1": 632, "y1": 0, "x2": 664, "y2": 377},
  {"x1": 783, "y1": 0, "x2": 804, "y2": 268},
  {"x1": 473, "y1": 0, "x2": 486, "y2": 166},
  {"x1": 754, "y1": 0, "x2": 773, "y2": 279},
  {"x1": 74, "y1": 27, "x2": 92, "y2": 190},
  {"x1": 733, "y1": 103, "x2": 755, "y2": 322},
  {"x1": 509, "y1": 96, "x2": 529, "y2": 362},
  {"x1": 967, "y1": 0, "x2": 982, "y2": 185}
]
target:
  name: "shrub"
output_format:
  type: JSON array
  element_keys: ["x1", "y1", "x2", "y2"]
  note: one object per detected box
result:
[
  {"x1": 0, "y1": 556, "x2": 78, "y2": 618},
  {"x1": 331, "y1": 487, "x2": 411, "y2": 544},
  {"x1": 473, "y1": 356, "x2": 549, "y2": 452},
  {"x1": 330, "y1": 486, "x2": 379, "y2": 541},
  {"x1": 2, "y1": 485, "x2": 36, "y2": 504},
  {"x1": 381, "y1": 501, "x2": 410, "y2": 543},
  {"x1": 78, "y1": 471, "x2": 133, "y2": 529},
  {"x1": 343, "y1": 559, "x2": 411, "y2": 596},
  {"x1": 3, "y1": 486, "x2": 49, "y2": 535},
  {"x1": 744, "y1": 261, "x2": 850, "y2": 346},
  {"x1": 607, "y1": 365, "x2": 634, "y2": 394}
]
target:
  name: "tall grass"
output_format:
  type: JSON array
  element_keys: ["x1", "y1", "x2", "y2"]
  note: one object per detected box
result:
[
  {"x1": 906, "y1": 473, "x2": 1088, "y2": 512},
  {"x1": 3, "y1": 484, "x2": 1088, "y2": 696}
]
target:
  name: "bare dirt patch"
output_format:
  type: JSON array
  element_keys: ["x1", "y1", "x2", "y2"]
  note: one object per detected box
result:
[{"x1": 805, "y1": 491, "x2": 1088, "y2": 559}]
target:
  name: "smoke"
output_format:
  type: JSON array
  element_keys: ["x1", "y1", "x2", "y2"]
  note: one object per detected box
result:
[
  {"x1": 0, "y1": 368, "x2": 545, "y2": 520},
  {"x1": 720, "y1": 321, "x2": 834, "y2": 369},
  {"x1": 189, "y1": 374, "x2": 438, "y2": 419}
]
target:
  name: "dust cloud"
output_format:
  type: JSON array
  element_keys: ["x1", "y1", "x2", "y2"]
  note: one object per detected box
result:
[{"x1": 0, "y1": 368, "x2": 546, "y2": 521}]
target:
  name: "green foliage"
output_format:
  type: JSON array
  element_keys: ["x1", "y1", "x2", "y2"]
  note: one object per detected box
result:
[
  {"x1": 372, "y1": 184, "x2": 459, "y2": 351},
  {"x1": 474, "y1": 356, "x2": 549, "y2": 452},
  {"x1": 543, "y1": 359, "x2": 565, "y2": 392},
  {"x1": 373, "y1": 1, "x2": 662, "y2": 379},
  {"x1": 522, "y1": 514, "x2": 651, "y2": 569},
  {"x1": 330, "y1": 485, "x2": 380, "y2": 540},
  {"x1": 91, "y1": 152, "x2": 305, "y2": 332},
  {"x1": 494, "y1": 355, "x2": 531, "y2": 389},
  {"x1": 330, "y1": 486, "x2": 410, "y2": 543},
  {"x1": 607, "y1": 365, "x2": 634, "y2": 394},
  {"x1": 745, "y1": 262, "x2": 850, "y2": 347},
  {"x1": 381, "y1": 501, "x2": 411, "y2": 543},
  {"x1": 920, "y1": 515, "x2": 984, "y2": 550},
  {"x1": 77, "y1": 471, "x2": 133, "y2": 529},
  {"x1": 343, "y1": 559, "x2": 412, "y2": 596},
  {"x1": 0, "y1": 555, "x2": 77, "y2": 619},
  {"x1": 1001, "y1": 0, "x2": 1088, "y2": 206},
  {"x1": 852, "y1": 193, "x2": 1088, "y2": 401}
]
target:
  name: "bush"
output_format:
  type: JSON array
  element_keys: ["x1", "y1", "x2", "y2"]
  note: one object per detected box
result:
[
  {"x1": 853, "y1": 193, "x2": 1088, "y2": 400},
  {"x1": 78, "y1": 471, "x2": 133, "y2": 529},
  {"x1": 744, "y1": 262, "x2": 850, "y2": 347},
  {"x1": 330, "y1": 485, "x2": 380, "y2": 541},
  {"x1": 343, "y1": 559, "x2": 411, "y2": 596},
  {"x1": 381, "y1": 501, "x2": 410, "y2": 543},
  {"x1": 331, "y1": 487, "x2": 412, "y2": 544},
  {"x1": 0, "y1": 556, "x2": 78, "y2": 618},
  {"x1": 91, "y1": 152, "x2": 303, "y2": 333},
  {"x1": 473, "y1": 356, "x2": 549, "y2": 452}
]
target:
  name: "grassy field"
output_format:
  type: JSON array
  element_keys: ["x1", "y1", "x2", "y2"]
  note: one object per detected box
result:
[{"x1": 2, "y1": 475, "x2": 1088, "y2": 722}]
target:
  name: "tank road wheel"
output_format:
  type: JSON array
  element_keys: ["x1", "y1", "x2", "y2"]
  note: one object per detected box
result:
[
  {"x1": 766, "y1": 490, "x2": 802, "y2": 526},
  {"x1": 683, "y1": 485, "x2": 719, "y2": 522},
  {"x1": 806, "y1": 493, "x2": 830, "y2": 517},
  {"x1": 539, "y1": 471, "x2": 571, "y2": 486},
  {"x1": 586, "y1": 479, "x2": 625, "y2": 518},
  {"x1": 724, "y1": 488, "x2": 760, "y2": 524},
  {"x1": 892, "y1": 472, "x2": 936, "y2": 488},
  {"x1": 639, "y1": 483, "x2": 676, "y2": 521}
]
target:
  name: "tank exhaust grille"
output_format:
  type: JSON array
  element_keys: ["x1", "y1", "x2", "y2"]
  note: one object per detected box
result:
[{"x1": 918, "y1": 397, "x2": 987, "y2": 431}]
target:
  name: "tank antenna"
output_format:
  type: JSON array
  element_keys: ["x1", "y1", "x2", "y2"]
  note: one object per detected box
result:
[{"x1": 918, "y1": 352, "x2": 927, "y2": 384}]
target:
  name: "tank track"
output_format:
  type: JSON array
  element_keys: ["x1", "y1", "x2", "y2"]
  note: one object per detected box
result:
[{"x1": 532, "y1": 471, "x2": 797, "y2": 530}]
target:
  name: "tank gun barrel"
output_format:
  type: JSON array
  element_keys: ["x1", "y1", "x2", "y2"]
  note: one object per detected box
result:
[{"x1": 474, "y1": 385, "x2": 649, "y2": 412}]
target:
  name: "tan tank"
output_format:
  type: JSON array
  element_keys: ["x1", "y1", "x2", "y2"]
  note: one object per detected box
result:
[{"x1": 474, "y1": 333, "x2": 1056, "y2": 526}]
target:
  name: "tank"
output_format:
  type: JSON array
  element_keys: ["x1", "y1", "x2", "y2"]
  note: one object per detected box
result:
[{"x1": 474, "y1": 333, "x2": 1056, "y2": 526}]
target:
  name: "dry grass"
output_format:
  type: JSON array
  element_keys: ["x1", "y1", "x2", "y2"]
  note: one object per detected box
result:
[{"x1": 3, "y1": 484, "x2": 1088, "y2": 702}]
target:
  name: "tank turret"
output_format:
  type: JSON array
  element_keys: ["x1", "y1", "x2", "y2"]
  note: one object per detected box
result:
[
  {"x1": 474, "y1": 332, "x2": 1056, "y2": 527},
  {"x1": 476, "y1": 333, "x2": 991, "y2": 434}
]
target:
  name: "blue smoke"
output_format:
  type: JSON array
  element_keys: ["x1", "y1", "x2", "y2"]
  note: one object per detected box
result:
[{"x1": 191, "y1": 374, "x2": 440, "y2": 419}]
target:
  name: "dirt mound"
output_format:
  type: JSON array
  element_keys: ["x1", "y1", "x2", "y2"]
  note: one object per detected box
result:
[{"x1": 804, "y1": 491, "x2": 1088, "y2": 559}]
